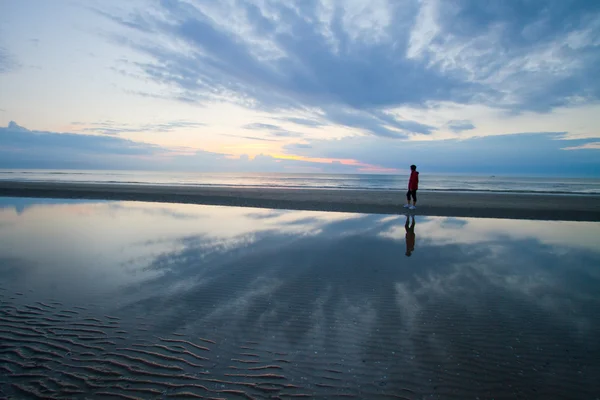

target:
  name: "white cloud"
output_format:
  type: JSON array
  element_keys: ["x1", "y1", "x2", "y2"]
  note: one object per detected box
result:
[
  {"x1": 562, "y1": 142, "x2": 600, "y2": 150},
  {"x1": 340, "y1": 0, "x2": 394, "y2": 44},
  {"x1": 406, "y1": 0, "x2": 440, "y2": 60}
]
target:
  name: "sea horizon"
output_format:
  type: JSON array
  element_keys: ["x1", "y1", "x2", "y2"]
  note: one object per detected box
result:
[{"x1": 1, "y1": 168, "x2": 600, "y2": 195}]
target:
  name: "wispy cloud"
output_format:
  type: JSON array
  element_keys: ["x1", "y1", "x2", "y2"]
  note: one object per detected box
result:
[
  {"x1": 100, "y1": 0, "x2": 600, "y2": 139},
  {"x1": 447, "y1": 120, "x2": 475, "y2": 133},
  {"x1": 243, "y1": 123, "x2": 281, "y2": 131},
  {"x1": 220, "y1": 133, "x2": 278, "y2": 142},
  {"x1": 562, "y1": 142, "x2": 600, "y2": 151},
  {"x1": 72, "y1": 120, "x2": 206, "y2": 135},
  {"x1": 0, "y1": 46, "x2": 16, "y2": 73},
  {"x1": 406, "y1": 0, "x2": 600, "y2": 113},
  {"x1": 275, "y1": 117, "x2": 326, "y2": 128},
  {"x1": 243, "y1": 122, "x2": 304, "y2": 138}
]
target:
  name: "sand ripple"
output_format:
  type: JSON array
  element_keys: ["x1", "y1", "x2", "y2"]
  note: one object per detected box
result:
[
  {"x1": 1, "y1": 284, "x2": 599, "y2": 399},
  {"x1": 0, "y1": 293, "x2": 364, "y2": 399}
]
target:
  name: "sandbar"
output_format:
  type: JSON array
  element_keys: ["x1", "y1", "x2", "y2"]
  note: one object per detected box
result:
[{"x1": 0, "y1": 181, "x2": 599, "y2": 221}]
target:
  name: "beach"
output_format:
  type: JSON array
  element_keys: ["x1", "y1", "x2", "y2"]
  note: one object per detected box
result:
[{"x1": 1, "y1": 180, "x2": 599, "y2": 221}]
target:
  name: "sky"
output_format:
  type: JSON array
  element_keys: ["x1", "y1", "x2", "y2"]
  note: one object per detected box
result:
[{"x1": 0, "y1": 0, "x2": 599, "y2": 176}]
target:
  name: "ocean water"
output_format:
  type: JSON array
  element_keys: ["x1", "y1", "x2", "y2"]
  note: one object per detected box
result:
[
  {"x1": 1, "y1": 169, "x2": 600, "y2": 194},
  {"x1": 1, "y1": 198, "x2": 599, "y2": 398}
]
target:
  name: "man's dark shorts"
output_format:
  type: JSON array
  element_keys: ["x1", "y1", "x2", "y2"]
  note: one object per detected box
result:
[{"x1": 406, "y1": 189, "x2": 417, "y2": 202}]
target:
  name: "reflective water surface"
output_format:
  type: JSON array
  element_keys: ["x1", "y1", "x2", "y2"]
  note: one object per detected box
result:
[{"x1": 1, "y1": 197, "x2": 599, "y2": 399}]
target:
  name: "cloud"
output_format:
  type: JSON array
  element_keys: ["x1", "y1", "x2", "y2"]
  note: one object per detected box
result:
[
  {"x1": 95, "y1": 1, "x2": 462, "y2": 138},
  {"x1": 243, "y1": 123, "x2": 281, "y2": 131},
  {"x1": 447, "y1": 120, "x2": 475, "y2": 133},
  {"x1": 562, "y1": 142, "x2": 600, "y2": 151},
  {"x1": 73, "y1": 120, "x2": 206, "y2": 135},
  {"x1": 243, "y1": 122, "x2": 304, "y2": 138},
  {"x1": 284, "y1": 132, "x2": 600, "y2": 176},
  {"x1": 6, "y1": 121, "x2": 27, "y2": 132},
  {"x1": 219, "y1": 133, "x2": 278, "y2": 142},
  {"x1": 0, "y1": 121, "x2": 165, "y2": 169},
  {"x1": 0, "y1": 46, "x2": 16, "y2": 73},
  {"x1": 406, "y1": 0, "x2": 600, "y2": 113},
  {"x1": 290, "y1": 143, "x2": 312, "y2": 149},
  {"x1": 270, "y1": 131, "x2": 303, "y2": 138},
  {"x1": 322, "y1": 107, "x2": 427, "y2": 138},
  {"x1": 100, "y1": 0, "x2": 600, "y2": 140},
  {"x1": 0, "y1": 122, "x2": 384, "y2": 173},
  {"x1": 276, "y1": 117, "x2": 326, "y2": 127},
  {"x1": 3, "y1": 116, "x2": 597, "y2": 175}
]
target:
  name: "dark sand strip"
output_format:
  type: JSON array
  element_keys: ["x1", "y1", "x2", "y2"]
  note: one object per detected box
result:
[{"x1": 1, "y1": 181, "x2": 600, "y2": 221}]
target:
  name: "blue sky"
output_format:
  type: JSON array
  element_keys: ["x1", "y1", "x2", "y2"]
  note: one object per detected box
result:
[{"x1": 0, "y1": 0, "x2": 599, "y2": 175}]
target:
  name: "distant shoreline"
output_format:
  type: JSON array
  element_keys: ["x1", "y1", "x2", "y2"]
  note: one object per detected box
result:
[
  {"x1": 1, "y1": 180, "x2": 599, "y2": 221},
  {"x1": 1, "y1": 170, "x2": 599, "y2": 195},
  {"x1": 1, "y1": 180, "x2": 599, "y2": 196}
]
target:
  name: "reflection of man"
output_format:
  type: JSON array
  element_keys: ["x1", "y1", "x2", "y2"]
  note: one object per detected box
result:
[{"x1": 405, "y1": 215, "x2": 416, "y2": 257}]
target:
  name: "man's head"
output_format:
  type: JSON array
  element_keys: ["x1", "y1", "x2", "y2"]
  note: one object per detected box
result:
[
  {"x1": 405, "y1": 251, "x2": 412, "y2": 257},
  {"x1": 410, "y1": 165, "x2": 417, "y2": 171}
]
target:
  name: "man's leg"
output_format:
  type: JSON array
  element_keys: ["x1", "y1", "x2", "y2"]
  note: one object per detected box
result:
[
  {"x1": 404, "y1": 190, "x2": 411, "y2": 207},
  {"x1": 409, "y1": 191, "x2": 417, "y2": 209}
]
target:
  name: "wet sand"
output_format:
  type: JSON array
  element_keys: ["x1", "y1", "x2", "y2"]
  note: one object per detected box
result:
[
  {"x1": 1, "y1": 180, "x2": 600, "y2": 221},
  {"x1": 2, "y1": 204, "x2": 600, "y2": 398},
  {"x1": 0, "y1": 295, "x2": 315, "y2": 400},
  {"x1": 2, "y1": 271, "x2": 600, "y2": 399}
]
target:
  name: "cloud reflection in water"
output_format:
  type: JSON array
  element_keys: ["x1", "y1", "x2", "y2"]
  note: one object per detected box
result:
[{"x1": 1, "y1": 198, "x2": 599, "y2": 396}]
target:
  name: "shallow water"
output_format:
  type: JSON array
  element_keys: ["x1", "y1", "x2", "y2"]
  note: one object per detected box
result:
[{"x1": 1, "y1": 197, "x2": 599, "y2": 399}]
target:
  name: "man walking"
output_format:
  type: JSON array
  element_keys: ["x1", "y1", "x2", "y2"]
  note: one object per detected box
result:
[{"x1": 403, "y1": 165, "x2": 419, "y2": 210}]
